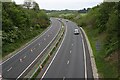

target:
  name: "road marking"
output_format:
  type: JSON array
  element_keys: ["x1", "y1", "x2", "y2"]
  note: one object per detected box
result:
[
  {"x1": 7, "y1": 67, "x2": 12, "y2": 72},
  {"x1": 31, "y1": 49, "x2": 33, "y2": 52},
  {"x1": 17, "y1": 19, "x2": 61, "y2": 79},
  {"x1": 80, "y1": 30, "x2": 87, "y2": 80},
  {"x1": 63, "y1": 77, "x2": 65, "y2": 80},
  {"x1": 41, "y1": 23, "x2": 67, "y2": 79},
  {"x1": 39, "y1": 43, "x2": 40, "y2": 46},
  {"x1": 72, "y1": 43, "x2": 73, "y2": 46},
  {"x1": 67, "y1": 60, "x2": 69, "y2": 64},
  {"x1": 20, "y1": 59, "x2": 22, "y2": 62},
  {"x1": 70, "y1": 50, "x2": 72, "y2": 53},
  {"x1": 24, "y1": 56, "x2": 26, "y2": 59},
  {"x1": 0, "y1": 74, "x2": 1, "y2": 77},
  {"x1": 1, "y1": 25, "x2": 53, "y2": 65}
]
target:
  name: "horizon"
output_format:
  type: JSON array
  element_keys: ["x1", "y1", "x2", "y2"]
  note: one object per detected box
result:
[{"x1": 13, "y1": 0, "x2": 103, "y2": 10}]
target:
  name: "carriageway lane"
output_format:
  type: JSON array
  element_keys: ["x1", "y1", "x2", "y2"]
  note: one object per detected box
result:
[{"x1": 2, "y1": 18, "x2": 62, "y2": 78}]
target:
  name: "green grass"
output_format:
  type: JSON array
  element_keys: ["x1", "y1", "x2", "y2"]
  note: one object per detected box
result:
[
  {"x1": 83, "y1": 27, "x2": 118, "y2": 78},
  {"x1": 80, "y1": 13, "x2": 87, "y2": 16}
]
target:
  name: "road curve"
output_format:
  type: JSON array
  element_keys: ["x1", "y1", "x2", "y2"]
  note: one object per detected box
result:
[
  {"x1": 39, "y1": 19, "x2": 94, "y2": 79},
  {"x1": 2, "y1": 18, "x2": 62, "y2": 78}
]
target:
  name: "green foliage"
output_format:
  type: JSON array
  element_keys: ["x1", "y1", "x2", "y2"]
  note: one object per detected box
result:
[
  {"x1": 81, "y1": 2, "x2": 119, "y2": 78},
  {"x1": 2, "y1": 2, "x2": 50, "y2": 57}
]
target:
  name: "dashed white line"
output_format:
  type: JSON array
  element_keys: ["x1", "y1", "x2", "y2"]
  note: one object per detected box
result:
[
  {"x1": 72, "y1": 43, "x2": 73, "y2": 46},
  {"x1": 70, "y1": 50, "x2": 72, "y2": 53},
  {"x1": 31, "y1": 49, "x2": 33, "y2": 52},
  {"x1": 63, "y1": 77, "x2": 65, "y2": 80},
  {"x1": 39, "y1": 43, "x2": 40, "y2": 46},
  {"x1": 24, "y1": 56, "x2": 26, "y2": 59},
  {"x1": 20, "y1": 59, "x2": 22, "y2": 62},
  {"x1": 1, "y1": 25, "x2": 52, "y2": 65},
  {"x1": 67, "y1": 60, "x2": 69, "y2": 64},
  {"x1": 17, "y1": 20, "x2": 61, "y2": 79},
  {"x1": 7, "y1": 67, "x2": 12, "y2": 72},
  {"x1": 33, "y1": 48, "x2": 36, "y2": 50}
]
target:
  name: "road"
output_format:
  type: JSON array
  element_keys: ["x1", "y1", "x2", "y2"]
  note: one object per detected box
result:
[
  {"x1": 39, "y1": 19, "x2": 94, "y2": 79},
  {"x1": 2, "y1": 18, "x2": 62, "y2": 78}
]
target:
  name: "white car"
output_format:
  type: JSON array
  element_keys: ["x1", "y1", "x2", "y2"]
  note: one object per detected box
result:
[{"x1": 74, "y1": 28, "x2": 79, "y2": 35}]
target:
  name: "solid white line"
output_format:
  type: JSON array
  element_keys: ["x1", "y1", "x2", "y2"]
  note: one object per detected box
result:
[
  {"x1": 80, "y1": 27, "x2": 99, "y2": 78},
  {"x1": 41, "y1": 23, "x2": 67, "y2": 79},
  {"x1": 67, "y1": 60, "x2": 69, "y2": 64},
  {"x1": 80, "y1": 30, "x2": 87, "y2": 80},
  {"x1": 16, "y1": 21, "x2": 61, "y2": 79},
  {"x1": 1, "y1": 25, "x2": 53, "y2": 65},
  {"x1": 7, "y1": 67, "x2": 12, "y2": 72}
]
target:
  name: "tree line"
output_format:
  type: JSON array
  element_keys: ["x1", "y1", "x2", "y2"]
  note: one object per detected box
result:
[{"x1": 2, "y1": 2, "x2": 50, "y2": 57}]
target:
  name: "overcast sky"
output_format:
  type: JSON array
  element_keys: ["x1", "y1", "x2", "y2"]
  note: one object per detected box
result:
[{"x1": 13, "y1": 0, "x2": 103, "y2": 10}]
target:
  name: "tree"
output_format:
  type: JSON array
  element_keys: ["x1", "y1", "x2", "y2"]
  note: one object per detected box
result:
[
  {"x1": 33, "y1": 1, "x2": 39, "y2": 12},
  {"x1": 24, "y1": 0, "x2": 32, "y2": 9}
]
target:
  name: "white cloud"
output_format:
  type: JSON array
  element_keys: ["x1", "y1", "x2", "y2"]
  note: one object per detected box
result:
[{"x1": 13, "y1": 0, "x2": 103, "y2": 10}]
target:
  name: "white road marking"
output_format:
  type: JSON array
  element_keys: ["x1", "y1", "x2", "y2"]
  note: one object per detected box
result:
[
  {"x1": 20, "y1": 59, "x2": 22, "y2": 62},
  {"x1": 41, "y1": 24, "x2": 67, "y2": 79},
  {"x1": 80, "y1": 29, "x2": 87, "y2": 80},
  {"x1": 31, "y1": 49, "x2": 33, "y2": 52},
  {"x1": 67, "y1": 60, "x2": 69, "y2": 64},
  {"x1": 7, "y1": 67, "x2": 12, "y2": 72},
  {"x1": 17, "y1": 20, "x2": 61, "y2": 79},
  {"x1": 39, "y1": 43, "x2": 40, "y2": 46},
  {"x1": 1, "y1": 25, "x2": 53, "y2": 65},
  {"x1": 0, "y1": 74, "x2": 2, "y2": 79},
  {"x1": 70, "y1": 50, "x2": 72, "y2": 53},
  {"x1": 63, "y1": 77, "x2": 65, "y2": 80},
  {"x1": 72, "y1": 43, "x2": 73, "y2": 46},
  {"x1": 33, "y1": 48, "x2": 35, "y2": 50},
  {"x1": 24, "y1": 56, "x2": 26, "y2": 59}
]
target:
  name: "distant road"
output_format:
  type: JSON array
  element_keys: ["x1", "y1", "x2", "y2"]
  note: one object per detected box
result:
[
  {"x1": 2, "y1": 18, "x2": 62, "y2": 78},
  {"x1": 38, "y1": 19, "x2": 94, "y2": 79}
]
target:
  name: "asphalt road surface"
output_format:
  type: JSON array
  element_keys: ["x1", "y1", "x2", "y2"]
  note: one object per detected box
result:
[
  {"x1": 40, "y1": 19, "x2": 93, "y2": 79},
  {"x1": 2, "y1": 18, "x2": 62, "y2": 79}
]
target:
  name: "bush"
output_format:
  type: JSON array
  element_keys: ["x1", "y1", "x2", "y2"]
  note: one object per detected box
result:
[{"x1": 2, "y1": 2, "x2": 50, "y2": 57}]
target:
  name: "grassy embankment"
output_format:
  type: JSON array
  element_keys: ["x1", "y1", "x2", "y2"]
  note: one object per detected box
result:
[{"x1": 2, "y1": 2, "x2": 50, "y2": 57}]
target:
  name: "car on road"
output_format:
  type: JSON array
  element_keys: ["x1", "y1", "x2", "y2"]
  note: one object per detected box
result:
[{"x1": 74, "y1": 28, "x2": 79, "y2": 35}]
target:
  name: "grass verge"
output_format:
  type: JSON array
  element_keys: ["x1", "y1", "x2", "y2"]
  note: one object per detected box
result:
[
  {"x1": 2, "y1": 27, "x2": 50, "y2": 61},
  {"x1": 83, "y1": 27, "x2": 118, "y2": 78}
]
